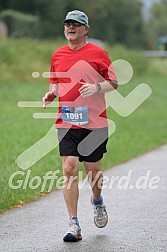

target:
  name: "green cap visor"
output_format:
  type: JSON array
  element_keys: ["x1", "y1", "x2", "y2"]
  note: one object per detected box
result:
[{"x1": 64, "y1": 10, "x2": 90, "y2": 28}]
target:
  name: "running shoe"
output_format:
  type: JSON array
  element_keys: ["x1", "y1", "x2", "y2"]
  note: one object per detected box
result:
[
  {"x1": 63, "y1": 218, "x2": 82, "y2": 242},
  {"x1": 91, "y1": 196, "x2": 108, "y2": 228}
]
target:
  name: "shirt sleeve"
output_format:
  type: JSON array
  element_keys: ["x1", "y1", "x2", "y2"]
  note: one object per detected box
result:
[
  {"x1": 50, "y1": 54, "x2": 57, "y2": 84},
  {"x1": 99, "y1": 50, "x2": 117, "y2": 82}
]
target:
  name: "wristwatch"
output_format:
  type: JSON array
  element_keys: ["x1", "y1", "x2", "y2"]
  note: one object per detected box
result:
[{"x1": 97, "y1": 83, "x2": 101, "y2": 93}]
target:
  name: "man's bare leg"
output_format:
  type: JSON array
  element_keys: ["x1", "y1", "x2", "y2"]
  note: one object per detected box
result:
[
  {"x1": 84, "y1": 159, "x2": 108, "y2": 228},
  {"x1": 84, "y1": 160, "x2": 103, "y2": 201},
  {"x1": 62, "y1": 156, "x2": 79, "y2": 217}
]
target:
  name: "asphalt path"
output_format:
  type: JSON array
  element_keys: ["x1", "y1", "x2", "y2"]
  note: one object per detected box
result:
[{"x1": 0, "y1": 145, "x2": 167, "y2": 252}]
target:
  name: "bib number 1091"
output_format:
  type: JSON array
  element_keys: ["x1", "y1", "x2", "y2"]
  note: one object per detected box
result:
[
  {"x1": 66, "y1": 112, "x2": 83, "y2": 120},
  {"x1": 62, "y1": 106, "x2": 88, "y2": 125}
]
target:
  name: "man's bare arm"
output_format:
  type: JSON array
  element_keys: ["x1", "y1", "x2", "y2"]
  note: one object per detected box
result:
[
  {"x1": 79, "y1": 80, "x2": 118, "y2": 98},
  {"x1": 43, "y1": 83, "x2": 58, "y2": 108}
]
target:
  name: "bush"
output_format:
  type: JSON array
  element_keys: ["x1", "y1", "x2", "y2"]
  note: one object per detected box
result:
[
  {"x1": 106, "y1": 44, "x2": 150, "y2": 76},
  {"x1": 0, "y1": 38, "x2": 66, "y2": 83},
  {"x1": 0, "y1": 9, "x2": 42, "y2": 38}
]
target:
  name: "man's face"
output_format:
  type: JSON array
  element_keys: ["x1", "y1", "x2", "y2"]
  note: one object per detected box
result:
[{"x1": 64, "y1": 21, "x2": 88, "y2": 41}]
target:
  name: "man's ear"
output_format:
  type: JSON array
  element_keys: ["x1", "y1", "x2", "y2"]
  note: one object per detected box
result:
[{"x1": 85, "y1": 27, "x2": 89, "y2": 36}]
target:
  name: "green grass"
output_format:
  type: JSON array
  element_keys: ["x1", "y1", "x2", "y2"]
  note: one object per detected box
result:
[{"x1": 0, "y1": 39, "x2": 167, "y2": 212}]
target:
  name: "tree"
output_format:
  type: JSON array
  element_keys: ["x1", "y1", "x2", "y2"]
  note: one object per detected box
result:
[
  {"x1": 147, "y1": 0, "x2": 167, "y2": 48},
  {"x1": 73, "y1": 0, "x2": 148, "y2": 48},
  {"x1": 0, "y1": 0, "x2": 149, "y2": 48}
]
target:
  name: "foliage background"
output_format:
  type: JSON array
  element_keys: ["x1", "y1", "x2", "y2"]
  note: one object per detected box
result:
[{"x1": 0, "y1": 0, "x2": 167, "y2": 48}]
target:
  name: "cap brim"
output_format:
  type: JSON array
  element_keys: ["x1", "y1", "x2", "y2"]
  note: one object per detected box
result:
[
  {"x1": 64, "y1": 19, "x2": 90, "y2": 29},
  {"x1": 64, "y1": 18, "x2": 85, "y2": 25}
]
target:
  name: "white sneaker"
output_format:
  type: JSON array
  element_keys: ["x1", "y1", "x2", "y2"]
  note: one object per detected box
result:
[
  {"x1": 63, "y1": 218, "x2": 82, "y2": 242},
  {"x1": 91, "y1": 196, "x2": 108, "y2": 228}
]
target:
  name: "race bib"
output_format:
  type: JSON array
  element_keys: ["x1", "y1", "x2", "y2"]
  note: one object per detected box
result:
[{"x1": 62, "y1": 106, "x2": 88, "y2": 125}]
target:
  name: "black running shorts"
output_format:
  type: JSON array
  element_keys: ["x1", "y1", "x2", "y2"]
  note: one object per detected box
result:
[{"x1": 57, "y1": 127, "x2": 108, "y2": 162}]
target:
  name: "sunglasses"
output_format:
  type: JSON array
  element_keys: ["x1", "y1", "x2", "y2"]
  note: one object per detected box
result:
[{"x1": 64, "y1": 22, "x2": 83, "y2": 27}]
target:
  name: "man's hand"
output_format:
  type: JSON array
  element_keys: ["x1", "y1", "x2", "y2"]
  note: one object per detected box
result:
[
  {"x1": 79, "y1": 82, "x2": 97, "y2": 98},
  {"x1": 43, "y1": 91, "x2": 57, "y2": 109}
]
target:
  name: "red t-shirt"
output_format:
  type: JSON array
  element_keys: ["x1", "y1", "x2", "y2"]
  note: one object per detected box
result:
[{"x1": 50, "y1": 42, "x2": 117, "y2": 129}]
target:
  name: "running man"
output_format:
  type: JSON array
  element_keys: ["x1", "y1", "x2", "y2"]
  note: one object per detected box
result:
[{"x1": 43, "y1": 10, "x2": 118, "y2": 242}]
